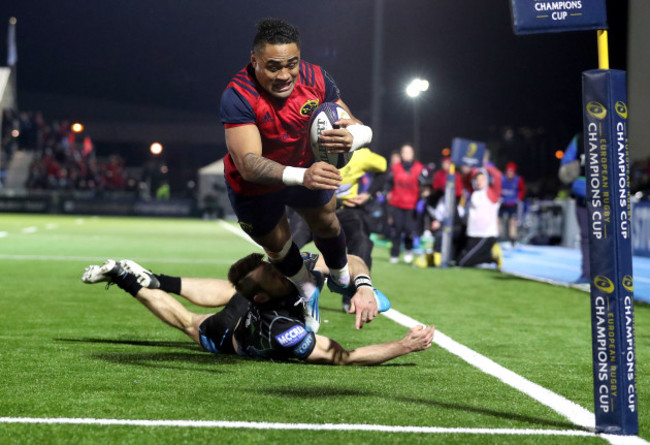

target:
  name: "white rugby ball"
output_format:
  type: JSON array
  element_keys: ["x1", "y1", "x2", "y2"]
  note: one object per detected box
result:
[{"x1": 309, "y1": 102, "x2": 353, "y2": 169}]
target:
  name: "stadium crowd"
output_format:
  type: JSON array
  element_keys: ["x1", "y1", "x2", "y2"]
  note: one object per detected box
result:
[
  {"x1": 338, "y1": 142, "x2": 650, "y2": 271},
  {"x1": 1, "y1": 109, "x2": 134, "y2": 192}
]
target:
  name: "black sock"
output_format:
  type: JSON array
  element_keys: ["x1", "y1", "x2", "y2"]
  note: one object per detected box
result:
[
  {"x1": 156, "y1": 274, "x2": 182, "y2": 294},
  {"x1": 314, "y1": 230, "x2": 348, "y2": 270},
  {"x1": 112, "y1": 272, "x2": 143, "y2": 297},
  {"x1": 270, "y1": 242, "x2": 303, "y2": 277}
]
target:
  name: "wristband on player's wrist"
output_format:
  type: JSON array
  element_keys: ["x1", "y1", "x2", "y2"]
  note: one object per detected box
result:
[
  {"x1": 282, "y1": 166, "x2": 306, "y2": 186},
  {"x1": 347, "y1": 124, "x2": 373, "y2": 152},
  {"x1": 354, "y1": 274, "x2": 373, "y2": 289}
]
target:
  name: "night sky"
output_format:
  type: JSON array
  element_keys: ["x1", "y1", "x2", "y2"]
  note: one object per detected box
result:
[{"x1": 2, "y1": 0, "x2": 629, "y2": 189}]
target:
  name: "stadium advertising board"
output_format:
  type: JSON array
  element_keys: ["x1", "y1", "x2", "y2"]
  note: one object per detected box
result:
[
  {"x1": 0, "y1": 197, "x2": 50, "y2": 213},
  {"x1": 582, "y1": 69, "x2": 637, "y2": 435},
  {"x1": 450, "y1": 138, "x2": 485, "y2": 168},
  {"x1": 510, "y1": 0, "x2": 608, "y2": 35}
]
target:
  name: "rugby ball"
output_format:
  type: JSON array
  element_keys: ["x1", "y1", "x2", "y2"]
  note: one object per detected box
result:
[{"x1": 309, "y1": 102, "x2": 354, "y2": 169}]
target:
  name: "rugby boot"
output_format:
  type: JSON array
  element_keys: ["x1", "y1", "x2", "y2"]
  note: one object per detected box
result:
[
  {"x1": 302, "y1": 270, "x2": 324, "y2": 333},
  {"x1": 118, "y1": 259, "x2": 160, "y2": 289},
  {"x1": 81, "y1": 259, "x2": 123, "y2": 284}
]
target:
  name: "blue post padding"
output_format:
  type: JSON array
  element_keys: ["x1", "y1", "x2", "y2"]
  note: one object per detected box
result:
[
  {"x1": 450, "y1": 138, "x2": 485, "y2": 168},
  {"x1": 510, "y1": 0, "x2": 608, "y2": 35},
  {"x1": 440, "y1": 172, "x2": 456, "y2": 268},
  {"x1": 582, "y1": 69, "x2": 638, "y2": 435}
]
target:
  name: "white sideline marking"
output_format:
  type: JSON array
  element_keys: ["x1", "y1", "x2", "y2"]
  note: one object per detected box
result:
[
  {"x1": 0, "y1": 418, "x2": 645, "y2": 443},
  {"x1": 22, "y1": 226, "x2": 37, "y2": 234},
  {"x1": 218, "y1": 220, "x2": 647, "y2": 444},
  {"x1": 45, "y1": 223, "x2": 58, "y2": 230},
  {"x1": 0, "y1": 417, "x2": 645, "y2": 443},
  {"x1": 0, "y1": 231, "x2": 7, "y2": 238},
  {"x1": 0, "y1": 417, "x2": 594, "y2": 436},
  {"x1": 383, "y1": 309, "x2": 594, "y2": 427}
]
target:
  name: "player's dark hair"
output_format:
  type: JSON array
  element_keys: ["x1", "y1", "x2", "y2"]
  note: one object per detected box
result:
[
  {"x1": 228, "y1": 253, "x2": 266, "y2": 300},
  {"x1": 253, "y1": 18, "x2": 301, "y2": 53}
]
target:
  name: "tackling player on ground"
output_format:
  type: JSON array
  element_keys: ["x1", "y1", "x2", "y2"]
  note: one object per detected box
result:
[{"x1": 81, "y1": 255, "x2": 433, "y2": 365}]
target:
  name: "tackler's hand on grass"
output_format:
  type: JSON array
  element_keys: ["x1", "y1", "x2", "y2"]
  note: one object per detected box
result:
[
  {"x1": 349, "y1": 286, "x2": 379, "y2": 330},
  {"x1": 401, "y1": 325, "x2": 435, "y2": 352}
]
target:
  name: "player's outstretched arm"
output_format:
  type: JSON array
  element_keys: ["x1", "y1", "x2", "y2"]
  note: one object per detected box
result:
[
  {"x1": 347, "y1": 255, "x2": 379, "y2": 329},
  {"x1": 314, "y1": 253, "x2": 381, "y2": 329},
  {"x1": 306, "y1": 325, "x2": 435, "y2": 366}
]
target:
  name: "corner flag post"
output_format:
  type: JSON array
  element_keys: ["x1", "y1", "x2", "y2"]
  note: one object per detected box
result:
[
  {"x1": 440, "y1": 162, "x2": 456, "y2": 268},
  {"x1": 582, "y1": 57, "x2": 637, "y2": 438},
  {"x1": 511, "y1": 0, "x2": 638, "y2": 435},
  {"x1": 597, "y1": 29, "x2": 609, "y2": 70},
  {"x1": 443, "y1": 138, "x2": 486, "y2": 268}
]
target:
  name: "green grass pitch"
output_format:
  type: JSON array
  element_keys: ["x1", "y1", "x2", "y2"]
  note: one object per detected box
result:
[{"x1": 0, "y1": 214, "x2": 648, "y2": 444}]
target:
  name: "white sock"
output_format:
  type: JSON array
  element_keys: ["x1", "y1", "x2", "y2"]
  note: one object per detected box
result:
[
  {"x1": 288, "y1": 264, "x2": 317, "y2": 301},
  {"x1": 267, "y1": 238, "x2": 292, "y2": 262},
  {"x1": 328, "y1": 264, "x2": 350, "y2": 287}
]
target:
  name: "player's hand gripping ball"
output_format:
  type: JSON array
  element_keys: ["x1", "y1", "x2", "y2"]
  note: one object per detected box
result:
[{"x1": 309, "y1": 102, "x2": 354, "y2": 168}]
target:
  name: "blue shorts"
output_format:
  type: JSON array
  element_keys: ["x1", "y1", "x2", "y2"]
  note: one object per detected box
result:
[
  {"x1": 227, "y1": 184, "x2": 334, "y2": 237},
  {"x1": 198, "y1": 293, "x2": 249, "y2": 355},
  {"x1": 498, "y1": 204, "x2": 518, "y2": 218}
]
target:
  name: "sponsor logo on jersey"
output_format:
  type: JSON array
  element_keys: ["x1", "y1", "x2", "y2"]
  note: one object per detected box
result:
[
  {"x1": 259, "y1": 111, "x2": 275, "y2": 125},
  {"x1": 300, "y1": 99, "x2": 319, "y2": 116},
  {"x1": 275, "y1": 325, "x2": 307, "y2": 347},
  {"x1": 293, "y1": 333, "x2": 314, "y2": 358}
]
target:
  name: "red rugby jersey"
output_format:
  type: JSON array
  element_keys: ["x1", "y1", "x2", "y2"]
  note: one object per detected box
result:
[{"x1": 220, "y1": 61, "x2": 340, "y2": 196}]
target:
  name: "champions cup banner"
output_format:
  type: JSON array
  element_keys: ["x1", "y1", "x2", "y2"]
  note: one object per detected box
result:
[
  {"x1": 582, "y1": 69, "x2": 637, "y2": 435},
  {"x1": 450, "y1": 138, "x2": 485, "y2": 168},
  {"x1": 511, "y1": 0, "x2": 607, "y2": 35}
]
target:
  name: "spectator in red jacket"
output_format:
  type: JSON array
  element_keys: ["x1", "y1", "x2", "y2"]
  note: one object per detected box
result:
[
  {"x1": 386, "y1": 144, "x2": 426, "y2": 264},
  {"x1": 498, "y1": 161, "x2": 526, "y2": 247}
]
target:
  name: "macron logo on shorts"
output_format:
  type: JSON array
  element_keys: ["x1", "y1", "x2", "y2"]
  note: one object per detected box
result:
[{"x1": 275, "y1": 325, "x2": 307, "y2": 347}]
